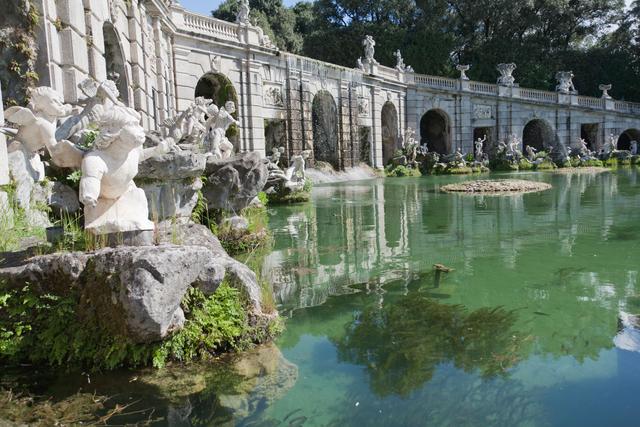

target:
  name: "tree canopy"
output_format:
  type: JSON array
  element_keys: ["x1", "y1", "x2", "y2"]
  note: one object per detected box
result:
[{"x1": 212, "y1": 0, "x2": 640, "y2": 100}]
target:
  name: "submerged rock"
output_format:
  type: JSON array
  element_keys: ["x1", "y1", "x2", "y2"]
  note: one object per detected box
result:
[{"x1": 441, "y1": 179, "x2": 552, "y2": 194}]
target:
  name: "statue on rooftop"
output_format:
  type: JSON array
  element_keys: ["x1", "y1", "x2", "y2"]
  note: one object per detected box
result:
[
  {"x1": 496, "y1": 63, "x2": 517, "y2": 87},
  {"x1": 363, "y1": 35, "x2": 377, "y2": 64},
  {"x1": 555, "y1": 71, "x2": 577, "y2": 94},
  {"x1": 236, "y1": 0, "x2": 250, "y2": 25}
]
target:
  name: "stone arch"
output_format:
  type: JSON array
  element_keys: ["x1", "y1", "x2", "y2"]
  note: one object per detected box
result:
[
  {"x1": 381, "y1": 101, "x2": 399, "y2": 165},
  {"x1": 195, "y1": 72, "x2": 240, "y2": 150},
  {"x1": 103, "y1": 22, "x2": 129, "y2": 106},
  {"x1": 522, "y1": 119, "x2": 557, "y2": 152},
  {"x1": 617, "y1": 129, "x2": 640, "y2": 151},
  {"x1": 420, "y1": 109, "x2": 451, "y2": 155},
  {"x1": 312, "y1": 90, "x2": 339, "y2": 169}
]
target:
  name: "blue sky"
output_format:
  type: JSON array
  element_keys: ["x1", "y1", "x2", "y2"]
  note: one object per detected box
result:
[
  {"x1": 180, "y1": 0, "x2": 633, "y2": 16},
  {"x1": 179, "y1": 0, "x2": 302, "y2": 15}
]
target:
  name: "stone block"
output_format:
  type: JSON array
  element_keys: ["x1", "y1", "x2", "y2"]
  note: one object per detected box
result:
[
  {"x1": 57, "y1": 0, "x2": 86, "y2": 33},
  {"x1": 59, "y1": 28, "x2": 89, "y2": 73}
]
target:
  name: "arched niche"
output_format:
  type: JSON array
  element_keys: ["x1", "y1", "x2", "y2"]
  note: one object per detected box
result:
[
  {"x1": 103, "y1": 22, "x2": 129, "y2": 106},
  {"x1": 522, "y1": 119, "x2": 556, "y2": 152},
  {"x1": 420, "y1": 109, "x2": 451, "y2": 155},
  {"x1": 312, "y1": 90, "x2": 339, "y2": 169},
  {"x1": 617, "y1": 129, "x2": 640, "y2": 151},
  {"x1": 195, "y1": 72, "x2": 240, "y2": 150},
  {"x1": 381, "y1": 102, "x2": 399, "y2": 165}
]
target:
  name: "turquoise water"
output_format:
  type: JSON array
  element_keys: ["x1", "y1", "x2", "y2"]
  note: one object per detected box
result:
[{"x1": 4, "y1": 169, "x2": 640, "y2": 426}]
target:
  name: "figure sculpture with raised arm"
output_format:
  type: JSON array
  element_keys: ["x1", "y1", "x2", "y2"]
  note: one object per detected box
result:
[
  {"x1": 206, "y1": 101, "x2": 239, "y2": 160},
  {"x1": 79, "y1": 108, "x2": 169, "y2": 238},
  {"x1": 474, "y1": 135, "x2": 486, "y2": 162},
  {"x1": 526, "y1": 145, "x2": 537, "y2": 162}
]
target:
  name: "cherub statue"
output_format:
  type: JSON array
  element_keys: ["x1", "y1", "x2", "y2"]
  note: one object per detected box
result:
[
  {"x1": 286, "y1": 150, "x2": 311, "y2": 183},
  {"x1": 79, "y1": 108, "x2": 169, "y2": 235},
  {"x1": 2, "y1": 86, "x2": 78, "y2": 177},
  {"x1": 206, "y1": 101, "x2": 239, "y2": 160},
  {"x1": 474, "y1": 135, "x2": 486, "y2": 162}
]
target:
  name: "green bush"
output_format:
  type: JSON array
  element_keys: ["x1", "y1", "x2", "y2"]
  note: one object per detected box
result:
[
  {"x1": 0, "y1": 279, "x2": 268, "y2": 370},
  {"x1": 385, "y1": 165, "x2": 422, "y2": 177}
]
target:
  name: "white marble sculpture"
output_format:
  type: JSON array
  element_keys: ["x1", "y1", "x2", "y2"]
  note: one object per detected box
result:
[
  {"x1": 526, "y1": 145, "x2": 537, "y2": 162},
  {"x1": 497, "y1": 63, "x2": 517, "y2": 87},
  {"x1": 2, "y1": 86, "x2": 78, "y2": 179},
  {"x1": 403, "y1": 128, "x2": 419, "y2": 164},
  {"x1": 363, "y1": 36, "x2": 377, "y2": 65},
  {"x1": 267, "y1": 150, "x2": 310, "y2": 193},
  {"x1": 236, "y1": 0, "x2": 250, "y2": 24},
  {"x1": 79, "y1": 107, "x2": 169, "y2": 235},
  {"x1": 162, "y1": 96, "x2": 211, "y2": 143},
  {"x1": 394, "y1": 50, "x2": 413, "y2": 73},
  {"x1": 631, "y1": 140, "x2": 638, "y2": 156},
  {"x1": 474, "y1": 135, "x2": 486, "y2": 162},
  {"x1": 56, "y1": 78, "x2": 124, "y2": 144},
  {"x1": 204, "y1": 101, "x2": 239, "y2": 160},
  {"x1": 507, "y1": 134, "x2": 522, "y2": 158},
  {"x1": 555, "y1": 71, "x2": 577, "y2": 94},
  {"x1": 605, "y1": 134, "x2": 618, "y2": 155},
  {"x1": 457, "y1": 65, "x2": 470, "y2": 81},
  {"x1": 599, "y1": 84, "x2": 612, "y2": 99}
]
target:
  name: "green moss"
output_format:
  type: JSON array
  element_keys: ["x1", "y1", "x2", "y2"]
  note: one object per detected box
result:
[
  {"x1": 518, "y1": 159, "x2": 534, "y2": 170},
  {"x1": 0, "y1": 279, "x2": 273, "y2": 371},
  {"x1": 604, "y1": 157, "x2": 619, "y2": 168},
  {"x1": 534, "y1": 160, "x2": 557, "y2": 170},
  {"x1": 385, "y1": 165, "x2": 422, "y2": 177},
  {"x1": 216, "y1": 206, "x2": 273, "y2": 256},
  {"x1": 490, "y1": 159, "x2": 519, "y2": 172}
]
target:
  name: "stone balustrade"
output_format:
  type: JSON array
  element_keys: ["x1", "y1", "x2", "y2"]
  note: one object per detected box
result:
[{"x1": 181, "y1": 11, "x2": 240, "y2": 42}]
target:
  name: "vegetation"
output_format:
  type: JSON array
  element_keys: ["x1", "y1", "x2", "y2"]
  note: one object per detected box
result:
[
  {"x1": 0, "y1": 279, "x2": 271, "y2": 370},
  {"x1": 385, "y1": 165, "x2": 422, "y2": 178},
  {"x1": 213, "y1": 0, "x2": 640, "y2": 101},
  {"x1": 266, "y1": 179, "x2": 313, "y2": 204}
]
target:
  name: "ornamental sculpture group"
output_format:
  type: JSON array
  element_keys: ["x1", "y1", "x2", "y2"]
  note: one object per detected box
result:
[{"x1": 1, "y1": 79, "x2": 243, "y2": 242}]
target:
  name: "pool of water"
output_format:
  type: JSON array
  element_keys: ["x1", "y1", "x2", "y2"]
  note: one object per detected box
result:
[{"x1": 4, "y1": 170, "x2": 640, "y2": 426}]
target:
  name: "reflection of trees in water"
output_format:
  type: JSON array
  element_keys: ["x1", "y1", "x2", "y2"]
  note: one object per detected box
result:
[{"x1": 335, "y1": 292, "x2": 529, "y2": 397}]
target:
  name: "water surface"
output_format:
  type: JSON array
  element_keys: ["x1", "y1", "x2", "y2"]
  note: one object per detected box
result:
[{"x1": 4, "y1": 170, "x2": 640, "y2": 426}]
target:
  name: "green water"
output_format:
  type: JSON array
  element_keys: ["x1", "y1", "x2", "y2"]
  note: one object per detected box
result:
[{"x1": 4, "y1": 170, "x2": 640, "y2": 426}]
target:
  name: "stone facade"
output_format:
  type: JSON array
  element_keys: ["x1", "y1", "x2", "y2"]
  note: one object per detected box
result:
[{"x1": 28, "y1": 0, "x2": 640, "y2": 169}]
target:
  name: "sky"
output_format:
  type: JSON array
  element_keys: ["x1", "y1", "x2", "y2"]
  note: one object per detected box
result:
[
  {"x1": 179, "y1": 0, "x2": 301, "y2": 15},
  {"x1": 179, "y1": 0, "x2": 634, "y2": 16}
]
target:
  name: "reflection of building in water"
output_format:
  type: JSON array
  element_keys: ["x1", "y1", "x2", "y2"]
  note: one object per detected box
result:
[{"x1": 267, "y1": 172, "x2": 640, "y2": 326}]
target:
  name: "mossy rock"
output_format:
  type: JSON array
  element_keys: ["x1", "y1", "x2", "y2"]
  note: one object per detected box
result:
[
  {"x1": 385, "y1": 165, "x2": 422, "y2": 178},
  {"x1": 446, "y1": 166, "x2": 474, "y2": 175},
  {"x1": 604, "y1": 157, "x2": 619, "y2": 168},
  {"x1": 578, "y1": 159, "x2": 604, "y2": 167},
  {"x1": 534, "y1": 160, "x2": 557, "y2": 171},
  {"x1": 267, "y1": 190, "x2": 311, "y2": 205},
  {"x1": 490, "y1": 159, "x2": 519, "y2": 172}
]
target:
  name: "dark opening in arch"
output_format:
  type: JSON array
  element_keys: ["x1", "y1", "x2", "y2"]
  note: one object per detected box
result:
[
  {"x1": 581, "y1": 123, "x2": 599, "y2": 151},
  {"x1": 617, "y1": 129, "x2": 640, "y2": 151},
  {"x1": 420, "y1": 110, "x2": 450, "y2": 155},
  {"x1": 312, "y1": 90, "x2": 339, "y2": 169},
  {"x1": 381, "y1": 102, "x2": 399, "y2": 165},
  {"x1": 195, "y1": 72, "x2": 240, "y2": 151},
  {"x1": 523, "y1": 119, "x2": 556, "y2": 153},
  {"x1": 103, "y1": 22, "x2": 129, "y2": 106}
]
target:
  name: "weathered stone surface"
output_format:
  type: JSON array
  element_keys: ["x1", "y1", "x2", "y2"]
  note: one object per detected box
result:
[
  {"x1": 441, "y1": 179, "x2": 552, "y2": 194},
  {"x1": 0, "y1": 232, "x2": 272, "y2": 343},
  {"x1": 48, "y1": 181, "x2": 80, "y2": 215},
  {"x1": 203, "y1": 152, "x2": 268, "y2": 212},
  {"x1": 138, "y1": 150, "x2": 207, "y2": 180},
  {"x1": 222, "y1": 215, "x2": 249, "y2": 232}
]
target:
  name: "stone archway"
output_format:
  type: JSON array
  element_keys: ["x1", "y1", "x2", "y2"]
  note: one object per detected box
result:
[
  {"x1": 381, "y1": 102, "x2": 398, "y2": 165},
  {"x1": 103, "y1": 22, "x2": 129, "y2": 106},
  {"x1": 617, "y1": 129, "x2": 640, "y2": 151},
  {"x1": 523, "y1": 119, "x2": 556, "y2": 152},
  {"x1": 420, "y1": 109, "x2": 451, "y2": 155},
  {"x1": 312, "y1": 90, "x2": 339, "y2": 169},
  {"x1": 195, "y1": 72, "x2": 240, "y2": 150}
]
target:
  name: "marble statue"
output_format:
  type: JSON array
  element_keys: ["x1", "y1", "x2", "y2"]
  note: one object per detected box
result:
[
  {"x1": 576, "y1": 138, "x2": 593, "y2": 158},
  {"x1": 555, "y1": 71, "x2": 577, "y2": 94},
  {"x1": 204, "y1": 101, "x2": 239, "y2": 160},
  {"x1": 268, "y1": 147, "x2": 285, "y2": 168},
  {"x1": 2, "y1": 86, "x2": 78, "y2": 177},
  {"x1": 453, "y1": 148, "x2": 466, "y2": 167},
  {"x1": 56, "y1": 78, "x2": 124, "y2": 144},
  {"x1": 507, "y1": 134, "x2": 522, "y2": 158},
  {"x1": 526, "y1": 145, "x2": 537, "y2": 162},
  {"x1": 356, "y1": 57, "x2": 365, "y2": 71},
  {"x1": 497, "y1": 140, "x2": 508, "y2": 155},
  {"x1": 457, "y1": 64, "x2": 470, "y2": 81},
  {"x1": 605, "y1": 134, "x2": 617, "y2": 155},
  {"x1": 236, "y1": 0, "x2": 250, "y2": 24},
  {"x1": 266, "y1": 150, "x2": 310, "y2": 193},
  {"x1": 474, "y1": 135, "x2": 486, "y2": 162},
  {"x1": 363, "y1": 36, "x2": 377, "y2": 64},
  {"x1": 631, "y1": 140, "x2": 638, "y2": 156},
  {"x1": 162, "y1": 96, "x2": 211, "y2": 143},
  {"x1": 497, "y1": 63, "x2": 517, "y2": 87},
  {"x1": 79, "y1": 107, "x2": 169, "y2": 235},
  {"x1": 599, "y1": 84, "x2": 612, "y2": 99},
  {"x1": 403, "y1": 128, "x2": 419, "y2": 164}
]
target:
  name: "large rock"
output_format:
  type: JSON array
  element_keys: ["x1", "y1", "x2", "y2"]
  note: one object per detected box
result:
[
  {"x1": 0, "y1": 231, "x2": 273, "y2": 343},
  {"x1": 48, "y1": 181, "x2": 80, "y2": 216},
  {"x1": 137, "y1": 150, "x2": 207, "y2": 222},
  {"x1": 203, "y1": 152, "x2": 268, "y2": 212}
]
